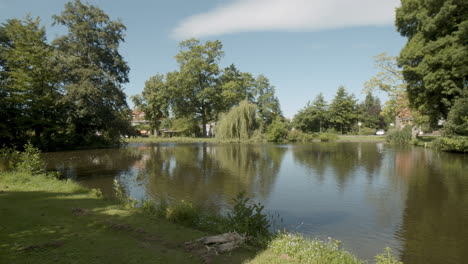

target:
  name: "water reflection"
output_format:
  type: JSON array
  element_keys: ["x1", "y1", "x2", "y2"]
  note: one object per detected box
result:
[
  {"x1": 41, "y1": 142, "x2": 468, "y2": 263},
  {"x1": 393, "y1": 148, "x2": 468, "y2": 264}
]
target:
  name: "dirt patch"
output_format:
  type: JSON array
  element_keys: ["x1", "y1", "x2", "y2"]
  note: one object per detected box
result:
[
  {"x1": 19, "y1": 240, "x2": 65, "y2": 252},
  {"x1": 71, "y1": 208, "x2": 91, "y2": 216}
]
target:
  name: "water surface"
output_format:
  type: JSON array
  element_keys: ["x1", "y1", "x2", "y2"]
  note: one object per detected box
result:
[{"x1": 43, "y1": 142, "x2": 468, "y2": 263}]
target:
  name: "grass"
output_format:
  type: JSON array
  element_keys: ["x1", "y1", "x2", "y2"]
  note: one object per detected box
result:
[{"x1": 0, "y1": 171, "x2": 254, "y2": 264}]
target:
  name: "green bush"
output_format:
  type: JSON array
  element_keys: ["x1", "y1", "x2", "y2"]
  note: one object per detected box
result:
[
  {"x1": 166, "y1": 200, "x2": 200, "y2": 227},
  {"x1": 375, "y1": 247, "x2": 403, "y2": 264},
  {"x1": 227, "y1": 192, "x2": 271, "y2": 241},
  {"x1": 432, "y1": 136, "x2": 468, "y2": 153},
  {"x1": 266, "y1": 117, "x2": 288, "y2": 142},
  {"x1": 386, "y1": 126, "x2": 412, "y2": 144},
  {"x1": 318, "y1": 132, "x2": 338, "y2": 142},
  {"x1": 359, "y1": 127, "x2": 376, "y2": 135},
  {"x1": 443, "y1": 95, "x2": 468, "y2": 136},
  {"x1": 15, "y1": 142, "x2": 45, "y2": 175},
  {"x1": 287, "y1": 130, "x2": 316, "y2": 142},
  {"x1": 267, "y1": 233, "x2": 363, "y2": 264}
]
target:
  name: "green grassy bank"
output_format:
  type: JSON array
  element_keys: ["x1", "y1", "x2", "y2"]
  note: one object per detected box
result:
[{"x1": 0, "y1": 170, "x2": 401, "y2": 264}]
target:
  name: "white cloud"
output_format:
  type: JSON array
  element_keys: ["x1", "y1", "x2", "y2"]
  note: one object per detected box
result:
[{"x1": 172, "y1": 0, "x2": 400, "y2": 39}]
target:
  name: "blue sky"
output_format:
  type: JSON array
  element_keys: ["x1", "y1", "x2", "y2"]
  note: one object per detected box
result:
[{"x1": 0, "y1": 0, "x2": 406, "y2": 118}]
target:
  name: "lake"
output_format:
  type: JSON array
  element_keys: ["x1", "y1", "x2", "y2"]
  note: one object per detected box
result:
[{"x1": 42, "y1": 142, "x2": 468, "y2": 263}]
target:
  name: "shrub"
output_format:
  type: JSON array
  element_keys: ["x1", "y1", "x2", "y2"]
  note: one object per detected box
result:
[
  {"x1": 359, "y1": 127, "x2": 376, "y2": 135},
  {"x1": 443, "y1": 95, "x2": 468, "y2": 136},
  {"x1": 375, "y1": 247, "x2": 403, "y2": 264},
  {"x1": 287, "y1": 130, "x2": 316, "y2": 142},
  {"x1": 386, "y1": 126, "x2": 412, "y2": 144},
  {"x1": 15, "y1": 143, "x2": 45, "y2": 175},
  {"x1": 268, "y1": 233, "x2": 363, "y2": 264},
  {"x1": 318, "y1": 132, "x2": 338, "y2": 142},
  {"x1": 266, "y1": 117, "x2": 288, "y2": 142},
  {"x1": 227, "y1": 192, "x2": 271, "y2": 241},
  {"x1": 166, "y1": 200, "x2": 200, "y2": 227},
  {"x1": 432, "y1": 136, "x2": 468, "y2": 153}
]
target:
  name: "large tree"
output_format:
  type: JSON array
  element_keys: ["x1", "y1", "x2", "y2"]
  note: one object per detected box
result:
[
  {"x1": 219, "y1": 64, "x2": 256, "y2": 112},
  {"x1": 357, "y1": 92, "x2": 384, "y2": 129},
  {"x1": 328, "y1": 86, "x2": 357, "y2": 134},
  {"x1": 167, "y1": 39, "x2": 224, "y2": 136},
  {"x1": 293, "y1": 93, "x2": 328, "y2": 133},
  {"x1": 131, "y1": 73, "x2": 170, "y2": 134},
  {"x1": 53, "y1": 0, "x2": 132, "y2": 145},
  {"x1": 254, "y1": 74, "x2": 282, "y2": 130},
  {"x1": 0, "y1": 16, "x2": 61, "y2": 148},
  {"x1": 395, "y1": 0, "x2": 468, "y2": 124}
]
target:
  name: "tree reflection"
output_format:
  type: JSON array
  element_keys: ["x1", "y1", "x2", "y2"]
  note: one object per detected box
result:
[
  {"x1": 291, "y1": 142, "x2": 384, "y2": 187},
  {"x1": 138, "y1": 143, "x2": 286, "y2": 211},
  {"x1": 395, "y1": 148, "x2": 468, "y2": 264}
]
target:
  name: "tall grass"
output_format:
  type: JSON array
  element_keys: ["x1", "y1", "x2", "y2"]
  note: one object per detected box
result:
[{"x1": 386, "y1": 126, "x2": 412, "y2": 144}]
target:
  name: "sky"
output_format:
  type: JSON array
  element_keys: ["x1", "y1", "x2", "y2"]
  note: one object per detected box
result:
[{"x1": 0, "y1": 0, "x2": 406, "y2": 118}]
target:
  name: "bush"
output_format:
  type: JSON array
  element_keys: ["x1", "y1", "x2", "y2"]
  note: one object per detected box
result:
[
  {"x1": 166, "y1": 200, "x2": 200, "y2": 227},
  {"x1": 266, "y1": 117, "x2": 288, "y2": 142},
  {"x1": 227, "y1": 192, "x2": 271, "y2": 241},
  {"x1": 16, "y1": 142, "x2": 46, "y2": 174},
  {"x1": 359, "y1": 127, "x2": 376, "y2": 135},
  {"x1": 267, "y1": 233, "x2": 362, "y2": 264},
  {"x1": 432, "y1": 136, "x2": 468, "y2": 153},
  {"x1": 386, "y1": 126, "x2": 412, "y2": 144},
  {"x1": 443, "y1": 95, "x2": 468, "y2": 136},
  {"x1": 287, "y1": 130, "x2": 316, "y2": 142},
  {"x1": 318, "y1": 132, "x2": 338, "y2": 142},
  {"x1": 375, "y1": 247, "x2": 403, "y2": 264}
]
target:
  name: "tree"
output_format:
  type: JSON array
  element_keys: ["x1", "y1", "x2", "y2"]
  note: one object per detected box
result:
[
  {"x1": 254, "y1": 74, "x2": 282, "y2": 130},
  {"x1": 167, "y1": 39, "x2": 224, "y2": 136},
  {"x1": 131, "y1": 73, "x2": 170, "y2": 134},
  {"x1": 293, "y1": 93, "x2": 328, "y2": 133},
  {"x1": 329, "y1": 86, "x2": 357, "y2": 134},
  {"x1": 216, "y1": 100, "x2": 258, "y2": 140},
  {"x1": 443, "y1": 93, "x2": 468, "y2": 136},
  {"x1": 364, "y1": 53, "x2": 407, "y2": 125},
  {"x1": 395, "y1": 0, "x2": 468, "y2": 125},
  {"x1": 0, "y1": 16, "x2": 61, "y2": 148},
  {"x1": 357, "y1": 92, "x2": 384, "y2": 129},
  {"x1": 219, "y1": 64, "x2": 256, "y2": 112},
  {"x1": 53, "y1": 0, "x2": 132, "y2": 145},
  {"x1": 266, "y1": 116, "x2": 289, "y2": 142}
]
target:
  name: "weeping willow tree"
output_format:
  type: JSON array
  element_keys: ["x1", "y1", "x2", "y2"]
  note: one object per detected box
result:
[{"x1": 216, "y1": 100, "x2": 258, "y2": 140}]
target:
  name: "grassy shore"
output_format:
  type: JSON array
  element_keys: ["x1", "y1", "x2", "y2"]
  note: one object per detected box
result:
[
  {"x1": 126, "y1": 135, "x2": 386, "y2": 144},
  {"x1": 0, "y1": 171, "x2": 401, "y2": 264}
]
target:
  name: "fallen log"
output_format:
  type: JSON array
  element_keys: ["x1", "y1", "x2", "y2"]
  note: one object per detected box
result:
[{"x1": 185, "y1": 232, "x2": 246, "y2": 254}]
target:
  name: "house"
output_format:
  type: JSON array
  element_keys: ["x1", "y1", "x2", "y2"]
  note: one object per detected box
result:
[{"x1": 130, "y1": 109, "x2": 151, "y2": 136}]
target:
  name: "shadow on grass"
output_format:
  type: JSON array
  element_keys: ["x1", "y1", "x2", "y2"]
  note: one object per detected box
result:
[{"x1": 0, "y1": 190, "x2": 258, "y2": 264}]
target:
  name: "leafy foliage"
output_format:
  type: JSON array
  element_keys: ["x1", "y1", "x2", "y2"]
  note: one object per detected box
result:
[
  {"x1": 386, "y1": 126, "x2": 412, "y2": 144},
  {"x1": 432, "y1": 136, "x2": 468, "y2": 153},
  {"x1": 395, "y1": 0, "x2": 468, "y2": 124},
  {"x1": 375, "y1": 247, "x2": 403, "y2": 264},
  {"x1": 266, "y1": 117, "x2": 289, "y2": 142},
  {"x1": 216, "y1": 100, "x2": 258, "y2": 140},
  {"x1": 443, "y1": 94, "x2": 468, "y2": 136},
  {"x1": 53, "y1": 0, "x2": 133, "y2": 146},
  {"x1": 227, "y1": 193, "x2": 271, "y2": 240},
  {"x1": 293, "y1": 93, "x2": 328, "y2": 133},
  {"x1": 328, "y1": 86, "x2": 357, "y2": 134}
]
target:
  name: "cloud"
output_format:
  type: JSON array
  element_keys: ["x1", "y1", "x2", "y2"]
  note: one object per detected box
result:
[{"x1": 172, "y1": 0, "x2": 400, "y2": 39}]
